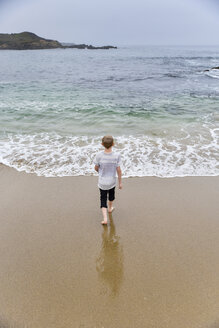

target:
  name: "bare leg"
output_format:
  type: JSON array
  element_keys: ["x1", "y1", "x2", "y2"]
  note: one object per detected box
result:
[
  {"x1": 101, "y1": 207, "x2": 108, "y2": 224},
  {"x1": 108, "y1": 201, "x2": 114, "y2": 213}
]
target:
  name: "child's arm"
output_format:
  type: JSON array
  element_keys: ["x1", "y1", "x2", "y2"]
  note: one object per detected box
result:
[
  {"x1": 94, "y1": 154, "x2": 99, "y2": 172},
  {"x1": 94, "y1": 165, "x2": 99, "y2": 172},
  {"x1": 116, "y1": 166, "x2": 122, "y2": 189}
]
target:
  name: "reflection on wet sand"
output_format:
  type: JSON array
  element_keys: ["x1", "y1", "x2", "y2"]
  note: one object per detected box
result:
[{"x1": 96, "y1": 215, "x2": 124, "y2": 297}]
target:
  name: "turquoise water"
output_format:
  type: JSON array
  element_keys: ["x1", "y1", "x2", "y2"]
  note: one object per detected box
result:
[{"x1": 0, "y1": 46, "x2": 218, "y2": 177}]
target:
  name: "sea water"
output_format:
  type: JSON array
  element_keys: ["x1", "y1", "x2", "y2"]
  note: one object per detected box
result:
[{"x1": 0, "y1": 45, "x2": 218, "y2": 177}]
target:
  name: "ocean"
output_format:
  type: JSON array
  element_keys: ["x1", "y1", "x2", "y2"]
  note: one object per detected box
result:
[{"x1": 0, "y1": 45, "x2": 218, "y2": 177}]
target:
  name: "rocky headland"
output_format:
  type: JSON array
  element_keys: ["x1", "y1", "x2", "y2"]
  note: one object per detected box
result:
[{"x1": 0, "y1": 32, "x2": 117, "y2": 50}]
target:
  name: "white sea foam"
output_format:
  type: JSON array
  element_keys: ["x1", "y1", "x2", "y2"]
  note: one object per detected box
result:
[
  {"x1": 0, "y1": 132, "x2": 218, "y2": 178},
  {"x1": 205, "y1": 69, "x2": 219, "y2": 79}
]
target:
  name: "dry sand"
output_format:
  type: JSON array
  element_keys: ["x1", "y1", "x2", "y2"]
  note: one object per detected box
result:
[{"x1": 0, "y1": 163, "x2": 219, "y2": 328}]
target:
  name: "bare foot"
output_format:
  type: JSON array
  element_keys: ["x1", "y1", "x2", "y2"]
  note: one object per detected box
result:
[
  {"x1": 101, "y1": 220, "x2": 107, "y2": 225},
  {"x1": 108, "y1": 207, "x2": 115, "y2": 213}
]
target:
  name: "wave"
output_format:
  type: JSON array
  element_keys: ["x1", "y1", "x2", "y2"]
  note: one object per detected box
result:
[
  {"x1": 162, "y1": 73, "x2": 183, "y2": 78},
  {"x1": 204, "y1": 69, "x2": 219, "y2": 79},
  {"x1": 0, "y1": 132, "x2": 218, "y2": 178}
]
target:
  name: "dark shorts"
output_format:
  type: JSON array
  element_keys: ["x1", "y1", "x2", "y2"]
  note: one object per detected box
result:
[{"x1": 99, "y1": 187, "x2": 115, "y2": 208}]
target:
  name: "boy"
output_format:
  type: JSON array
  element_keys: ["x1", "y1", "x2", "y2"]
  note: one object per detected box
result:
[{"x1": 94, "y1": 135, "x2": 122, "y2": 225}]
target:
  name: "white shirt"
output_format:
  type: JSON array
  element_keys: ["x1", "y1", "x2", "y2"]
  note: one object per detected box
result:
[{"x1": 94, "y1": 151, "x2": 121, "y2": 190}]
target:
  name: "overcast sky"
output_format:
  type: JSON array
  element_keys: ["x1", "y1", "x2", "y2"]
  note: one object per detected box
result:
[{"x1": 0, "y1": 0, "x2": 219, "y2": 45}]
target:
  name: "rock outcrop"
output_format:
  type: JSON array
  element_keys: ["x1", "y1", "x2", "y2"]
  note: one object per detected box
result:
[
  {"x1": 65, "y1": 44, "x2": 117, "y2": 49},
  {"x1": 204, "y1": 66, "x2": 219, "y2": 72}
]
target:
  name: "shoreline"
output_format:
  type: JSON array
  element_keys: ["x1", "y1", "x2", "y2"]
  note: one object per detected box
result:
[
  {"x1": 0, "y1": 163, "x2": 219, "y2": 328},
  {"x1": 1, "y1": 162, "x2": 219, "y2": 179}
]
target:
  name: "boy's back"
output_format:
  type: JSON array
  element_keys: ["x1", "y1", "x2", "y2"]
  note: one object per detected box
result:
[{"x1": 95, "y1": 151, "x2": 121, "y2": 190}]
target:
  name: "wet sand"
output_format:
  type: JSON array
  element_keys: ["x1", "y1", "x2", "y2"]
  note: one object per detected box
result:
[{"x1": 0, "y1": 163, "x2": 219, "y2": 328}]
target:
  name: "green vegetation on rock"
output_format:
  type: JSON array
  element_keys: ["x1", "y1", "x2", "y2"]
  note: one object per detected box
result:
[{"x1": 0, "y1": 32, "x2": 62, "y2": 50}]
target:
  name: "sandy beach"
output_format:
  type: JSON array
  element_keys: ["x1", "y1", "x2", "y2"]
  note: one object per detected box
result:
[{"x1": 0, "y1": 163, "x2": 219, "y2": 328}]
